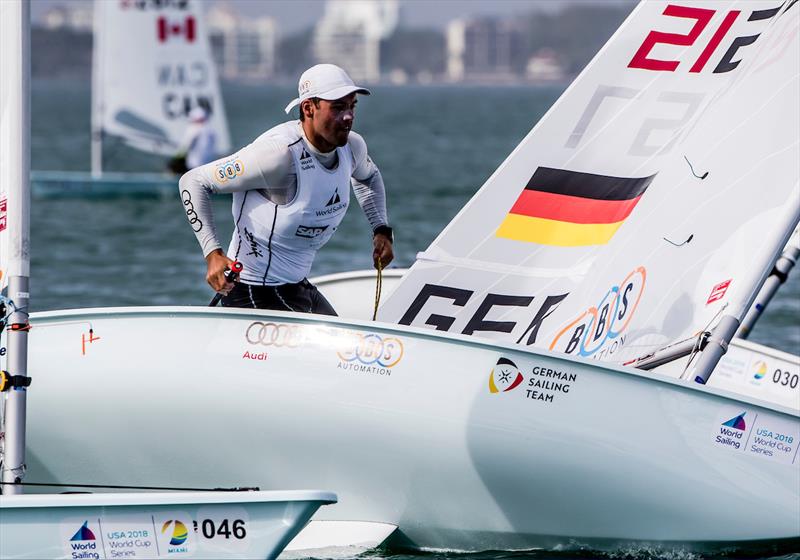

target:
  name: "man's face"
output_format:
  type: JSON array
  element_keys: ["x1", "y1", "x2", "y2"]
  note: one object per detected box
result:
[{"x1": 306, "y1": 93, "x2": 357, "y2": 149}]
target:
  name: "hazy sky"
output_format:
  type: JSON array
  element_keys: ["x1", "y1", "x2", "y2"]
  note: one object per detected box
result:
[{"x1": 31, "y1": 0, "x2": 632, "y2": 33}]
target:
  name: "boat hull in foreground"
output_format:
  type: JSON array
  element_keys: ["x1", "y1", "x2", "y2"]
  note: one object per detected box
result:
[
  {"x1": 0, "y1": 490, "x2": 336, "y2": 559},
  {"x1": 21, "y1": 307, "x2": 800, "y2": 552}
]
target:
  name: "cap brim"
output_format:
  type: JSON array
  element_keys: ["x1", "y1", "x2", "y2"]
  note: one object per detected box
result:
[
  {"x1": 284, "y1": 86, "x2": 371, "y2": 114},
  {"x1": 317, "y1": 85, "x2": 371, "y2": 101},
  {"x1": 284, "y1": 98, "x2": 301, "y2": 114}
]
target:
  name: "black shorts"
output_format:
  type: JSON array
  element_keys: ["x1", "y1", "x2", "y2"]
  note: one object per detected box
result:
[{"x1": 220, "y1": 279, "x2": 337, "y2": 316}]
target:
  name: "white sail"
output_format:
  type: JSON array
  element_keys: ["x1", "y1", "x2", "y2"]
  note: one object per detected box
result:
[
  {"x1": 380, "y1": 0, "x2": 800, "y2": 368},
  {"x1": 93, "y1": 0, "x2": 230, "y2": 157}
]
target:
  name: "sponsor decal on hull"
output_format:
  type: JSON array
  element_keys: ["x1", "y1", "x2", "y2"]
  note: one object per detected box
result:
[
  {"x1": 244, "y1": 322, "x2": 405, "y2": 377},
  {"x1": 489, "y1": 356, "x2": 579, "y2": 404},
  {"x1": 712, "y1": 406, "x2": 799, "y2": 465}
]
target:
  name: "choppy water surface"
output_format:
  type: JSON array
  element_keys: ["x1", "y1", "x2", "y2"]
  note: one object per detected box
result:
[{"x1": 28, "y1": 80, "x2": 800, "y2": 560}]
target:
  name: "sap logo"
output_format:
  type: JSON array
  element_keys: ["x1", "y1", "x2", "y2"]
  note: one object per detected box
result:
[
  {"x1": 295, "y1": 224, "x2": 329, "y2": 239},
  {"x1": 399, "y1": 285, "x2": 569, "y2": 346},
  {"x1": 549, "y1": 266, "x2": 645, "y2": 358}
]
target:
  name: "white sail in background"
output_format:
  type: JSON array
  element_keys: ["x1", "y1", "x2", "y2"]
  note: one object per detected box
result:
[
  {"x1": 381, "y1": 0, "x2": 800, "y2": 367},
  {"x1": 93, "y1": 0, "x2": 230, "y2": 156}
]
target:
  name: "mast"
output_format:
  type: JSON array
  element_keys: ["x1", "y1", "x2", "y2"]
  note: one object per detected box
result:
[
  {"x1": 0, "y1": 0, "x2": 31, "y2": 495},
  {"x1": 90, "y1": 0, "x2": 103, "y2": 177}
]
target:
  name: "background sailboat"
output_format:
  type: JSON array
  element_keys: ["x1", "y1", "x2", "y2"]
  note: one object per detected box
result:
[{"x1": 30, "y1": 0, "x2": 230, "y2": 198}]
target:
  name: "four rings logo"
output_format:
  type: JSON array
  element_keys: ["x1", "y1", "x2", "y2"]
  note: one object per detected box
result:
[
  {"x1": 181, "y1": 189, "x2": 202, "y2": 232},
  {"x1": 215, "y1": 158, "x2": 245, "y2": 183},
  {"x1": 246, "y1": 322, "x2": 304, "y2": 347}
]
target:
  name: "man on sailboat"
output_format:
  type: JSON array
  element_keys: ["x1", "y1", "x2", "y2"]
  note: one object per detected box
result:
[
  {"x1": 179, "y1": 63, "x2": 393, "y2": 314},
  {"x1": 169, "y1": 107, "x2": 219, "y2": 174}
]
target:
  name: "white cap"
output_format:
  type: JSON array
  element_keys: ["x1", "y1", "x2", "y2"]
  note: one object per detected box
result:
[
  {"x1": 188, "y1": 106, "x2": 208, "y2": 122},
  {"x1": 284, "y1": 64, "x2": 370, "y2": 114}
]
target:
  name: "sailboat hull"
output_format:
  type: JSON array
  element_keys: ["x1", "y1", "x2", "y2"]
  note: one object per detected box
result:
[{"x1": 21, "y1": 307, "x2": 800, "y2": 551}]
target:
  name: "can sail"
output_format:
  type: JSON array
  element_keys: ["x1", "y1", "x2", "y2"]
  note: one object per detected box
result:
[
  {"x1": 380, "y1": 0, "x2": 800, "y2": 367},
  {"x1": 93, "y1": 0, "x2": 230, "y2": 156}
]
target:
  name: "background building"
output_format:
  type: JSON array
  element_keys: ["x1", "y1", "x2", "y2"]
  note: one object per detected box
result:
[
  {"x1": 312, "y1": 0, "x2": 398, "y2": 83},
  {"x1": 207, "y1": 4, "x2": 276, "y2": 82}
]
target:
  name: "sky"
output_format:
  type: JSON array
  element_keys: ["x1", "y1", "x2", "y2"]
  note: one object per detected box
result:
[{"x1": 31, "y1": 0, "x2": 632, "y2": 34}]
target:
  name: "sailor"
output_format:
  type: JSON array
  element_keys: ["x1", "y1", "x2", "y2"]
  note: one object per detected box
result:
[
  {"x1": 169, "y1": 106, "x2": 218, "y2": 173},
  {"x1": 178, "y1": 63, "x2": 394, "y2": 314}
]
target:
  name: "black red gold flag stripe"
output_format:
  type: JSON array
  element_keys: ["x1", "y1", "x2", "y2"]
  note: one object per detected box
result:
[{"x1": 496, "y1": 167, "x2": 656, "y2": 246}]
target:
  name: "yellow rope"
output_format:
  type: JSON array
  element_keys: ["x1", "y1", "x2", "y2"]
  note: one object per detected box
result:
[{"x1": 372, "y1": 260, "x2": 383, "y2": 321}]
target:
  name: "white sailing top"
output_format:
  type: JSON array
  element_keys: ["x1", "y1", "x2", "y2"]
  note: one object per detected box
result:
[
  {"x1": 179, "y1": 122, "x2": 218, "y2": 169},
  {"x1": 179, "y1": 120, "x2": 389, "y2": 284}
]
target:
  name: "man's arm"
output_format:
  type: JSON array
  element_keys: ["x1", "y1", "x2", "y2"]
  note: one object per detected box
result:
[
  {"x1": 349, "y1": 132, "x2": 394, "y2": 268},
  {"x1": 178, "y1": 136, "x2": 293, "y2": 292}
]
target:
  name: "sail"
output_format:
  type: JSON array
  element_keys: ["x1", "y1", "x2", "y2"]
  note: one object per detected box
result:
[
  {"x1": 380, "y1": 0, "x2": 800, "y2": 367},
  {"x1": 93, "y1": 0, "x2": 230, "y2": 156}
]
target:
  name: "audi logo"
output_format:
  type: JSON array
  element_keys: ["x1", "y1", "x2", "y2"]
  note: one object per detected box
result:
[
  {"x1": 337, "y1": 333, "x2": 404, "y2": 368},
  {"x1": 246, "y1": 322, "x2": 304, "y2": 347}
]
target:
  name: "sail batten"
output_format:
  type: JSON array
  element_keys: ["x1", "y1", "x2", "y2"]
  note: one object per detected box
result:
[{"x1": 381, "y1": 0, "x2": 800, "y2": 371}]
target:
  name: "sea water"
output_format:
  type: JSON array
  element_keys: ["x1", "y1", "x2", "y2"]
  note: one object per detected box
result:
[{"x1": 29, "y1": 80, "x2": 800, "y2": 560}]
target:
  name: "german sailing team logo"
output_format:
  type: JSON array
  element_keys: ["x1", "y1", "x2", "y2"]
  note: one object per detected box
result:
[
  {"x1": 496, "y1": 167, "x2": 655, "y2": 246},
  {"x1": 722, "y1": 412, "x2": 747, "y2": 431},
  {"x1": 70, "y1": 521, "x2": 96, "y2": 541},
  {"x1": 489, "y1": 357, "x2": 524, "y2": 393}
]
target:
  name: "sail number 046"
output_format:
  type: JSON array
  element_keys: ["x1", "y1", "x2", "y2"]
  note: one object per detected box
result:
[
  {"x1": 192, "y1": 519, "x2": 247, "y2": 540},
  {"x1": 773, "y1": 369, "x2": 799, "y2": 389}
]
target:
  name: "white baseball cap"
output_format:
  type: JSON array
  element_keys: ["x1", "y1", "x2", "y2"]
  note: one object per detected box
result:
[
  {"x1": 284, "y1": 64, "x2": 370, "y2": 114},
  {"x1": 188, "y1": 106, "x2": 208, "y2": 122}
]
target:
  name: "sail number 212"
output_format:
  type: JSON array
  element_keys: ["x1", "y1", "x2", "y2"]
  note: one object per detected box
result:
[{"x1": 629, "y1": 3, "x2": 792, "y2": 74}]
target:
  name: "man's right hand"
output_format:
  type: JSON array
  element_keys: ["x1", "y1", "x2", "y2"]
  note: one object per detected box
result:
[{"x1": 206, "y1": 249, "x2": 236, "y2": 294}]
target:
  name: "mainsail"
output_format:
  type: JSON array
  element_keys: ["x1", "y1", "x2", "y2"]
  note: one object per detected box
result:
[
  {"x1": 92, "y1": 0, "x2": 230, "y2": 157},
  {"x1": 380, "y1": 0, "x2": 800, "y2": 368}
]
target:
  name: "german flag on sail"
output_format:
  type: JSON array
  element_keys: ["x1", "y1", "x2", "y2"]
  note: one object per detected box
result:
[{"x1": 496, "y1": 167, "x2": 656, "y2": 246}]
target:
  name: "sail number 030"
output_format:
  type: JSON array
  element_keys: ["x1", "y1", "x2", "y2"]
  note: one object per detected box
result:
[
  {"x1": 773, "y1": 369, "x2": 799, "y2": 390},
  {"x1": 192, "y1": 518, "x2": 247, "y2": 540}
]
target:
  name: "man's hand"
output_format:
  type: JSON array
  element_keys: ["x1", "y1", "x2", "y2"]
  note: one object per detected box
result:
[
  {"x1": 206, "y1": 249, "x2": 236, "y2": 294},
  {"x1": 373, "y1": 233, "x2": 394, "y2": 269}
]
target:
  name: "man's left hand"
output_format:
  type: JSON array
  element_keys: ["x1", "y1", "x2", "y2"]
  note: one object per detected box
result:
[{"x1": 373, "y1": 233, "x2": 394, "y2": 269}]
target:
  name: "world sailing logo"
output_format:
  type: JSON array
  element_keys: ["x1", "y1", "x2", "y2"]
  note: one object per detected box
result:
[
  {"x1": 70, "y1": 521, "x2": 96, "y2": 541},
  {"x1": 489, "y1": 357, "x2": 524, "y2": 394},
  {"x1": 495, "y1": 167, "x2": 655, "y2": 246},
  {"x1": 69, "y1": 521, "x2": 99, "y2": 559},
  {"x1": 549, "y1": 266, "x2": 645, "y2": 359},
  {"x1": 722, "y1": 412, "x2": 747, "y2": 431}
]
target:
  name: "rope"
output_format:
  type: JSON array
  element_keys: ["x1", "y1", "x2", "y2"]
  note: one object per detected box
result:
[{"x1": 372, "y1": 260, "x2": 383, "y2": 321}]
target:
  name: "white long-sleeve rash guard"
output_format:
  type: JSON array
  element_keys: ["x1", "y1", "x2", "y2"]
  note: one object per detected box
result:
[{"x1": 178, "y1": 120, "x2": 389, "y2": 260}]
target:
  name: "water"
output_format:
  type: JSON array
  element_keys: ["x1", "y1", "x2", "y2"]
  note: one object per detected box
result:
[
  {"x1": 28, "y1": 80, "x2": 800, "y2": 560},
  {"x1": 30, "y1": 79, "x2": 799, "y2": 356}
]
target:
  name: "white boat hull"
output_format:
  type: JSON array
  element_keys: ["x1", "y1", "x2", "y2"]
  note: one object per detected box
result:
[
  {"x1": 20, "y1": 307, "x2": 800, "y2": 551},
  {"x1": 0, "y1": 490, "x2": 336, "y2": 559}
]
